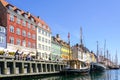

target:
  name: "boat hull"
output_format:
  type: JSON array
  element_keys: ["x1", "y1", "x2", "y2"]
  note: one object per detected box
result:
[
  {"x1": 60, "y1": 68, "x2": 90, "y2": 75},
  {"x1": 90, "y1": 62, "x2": 106, "y2": 72}
]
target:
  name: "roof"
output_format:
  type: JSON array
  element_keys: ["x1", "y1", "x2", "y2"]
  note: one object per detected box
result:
[{"x1": 0, "y1": 0, "x2": 51, "y2": 32}]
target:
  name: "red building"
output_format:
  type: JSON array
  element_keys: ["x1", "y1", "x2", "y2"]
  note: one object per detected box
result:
[{"x1": 0, "y1": 0, "x2": 36, "y2": 55}]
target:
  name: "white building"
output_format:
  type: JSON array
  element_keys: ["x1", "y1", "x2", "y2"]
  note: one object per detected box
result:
[{"x1": 35, "y1": 17, "x2": 51, "y2": 60}]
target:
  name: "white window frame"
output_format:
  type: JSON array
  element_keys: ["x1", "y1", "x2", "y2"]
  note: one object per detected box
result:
[
  {"x1": 28, "y1": 32, "x2": 31, "y2": 38},
  {"x1": 22, "y1": 30, "x2": 26, "y2": 37},
  {"x1": 10, "y1": 37, "x2": 14, "y2": 44},
  {"x1": 17, "y1": 18, "x2": 21, "y2": 24},
  {"x1": 10, "y1": 14, "x2": 14, "y2": 21},
  {"x1": 0, "y1": 36, "x2": 4, "y2": 43},
  {"x1": 0, "y1": 27, "x2": 5, "y2": 33},
  {"x1": 22, "y1": 20, "x2": 26, "y2": 26},
  {"x1": 16, "y1": 39, "x2": 21, "y2": 45},
  {"x1": 32, "y1": 34, "x2": 35, "y2": 40},
  {"x1": 10, "y1": 25, "x2": 14, "y2": 33},
  {"x1": 16, "y1": 28, "x2": 21, "y2": 35},
  {"x1": 28, "y1": 23, "x2": 31, "y2": 28},
  {"x1": 22, "y1": 40, "x2": 26, "y2": 47}
]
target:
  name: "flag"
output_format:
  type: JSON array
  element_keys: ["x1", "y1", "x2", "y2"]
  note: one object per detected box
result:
[
  {"x1": 68, "y1": 32, "x2": 70, "y2": 45},
  {"x1": 68, "y1": 32, "x2": 70, "y2": 39}
]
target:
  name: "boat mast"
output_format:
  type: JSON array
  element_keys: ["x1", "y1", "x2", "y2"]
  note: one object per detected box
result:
[
  {"x1": 104, "y1": 40, "x2": 106, "y2": 58},
  {"x1": 80, "y1": 27, "x2": 83, "y2": 59},
  {"x1": 96, "y1": 41, "x2": 99, "y2": 62},
  {"x1": 80, "y1": 27, "x2": 83, "y2": 46},
  {"x1": 68, "y1": 32, "x2": 70, "y2": 60},
  {"x1": 115, "y1": 50, "x2": 118, "y2": 66}
]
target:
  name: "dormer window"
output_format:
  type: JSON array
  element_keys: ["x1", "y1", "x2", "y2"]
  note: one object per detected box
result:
[
  {"x1": 31, "y1": 17, "x2": 34, "y2": 22},
  {"x1": 38, "y1": 23, "x2": 42, "y2": 27},
  {"x1": 43, "y1": 25, "x2": 46, "y2": 29},
  {"x1": 24, "y1": 14, "x2": 28, "y2": 18},
  {"x1": 17, "y1": 10, "x2": 21, "y2": 15},
  {"x1": 8, "y1": 5, "x2": 13, "y2": 10}
]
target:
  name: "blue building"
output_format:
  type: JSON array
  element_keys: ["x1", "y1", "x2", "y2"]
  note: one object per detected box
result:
[{"x1": 0, "y1": 26, "x2": 6, "y2": 49}]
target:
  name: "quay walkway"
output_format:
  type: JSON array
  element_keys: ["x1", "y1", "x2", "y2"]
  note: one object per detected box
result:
[{"x1": 0, "y1": 55, "x2": 66, "y2": 78}]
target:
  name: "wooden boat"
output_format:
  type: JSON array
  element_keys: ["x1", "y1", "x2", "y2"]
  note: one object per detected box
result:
[
  {"x1": 61, "y1": 60, "x2": 90, "y2": 75},
  {"x1": 90, "y1": 62, "x2": 106, "y2": 72}
]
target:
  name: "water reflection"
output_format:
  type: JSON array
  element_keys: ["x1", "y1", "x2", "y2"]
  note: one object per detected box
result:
[
  {"x1": 36, "y1": 70, "x2": 120, "y2": 80},
  {"x1": 4, "y1": 70, "x2": 120, "y2": 80}
]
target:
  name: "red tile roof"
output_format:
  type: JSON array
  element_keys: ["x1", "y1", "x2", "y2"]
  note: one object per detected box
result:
[{"x1": 0, "y1": 0, "x2": 51, "y2": 32}]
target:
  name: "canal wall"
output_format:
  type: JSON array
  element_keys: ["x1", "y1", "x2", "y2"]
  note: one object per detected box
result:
[{"x1": 0, "y1": 55, "x2": 66, "y2": 78}]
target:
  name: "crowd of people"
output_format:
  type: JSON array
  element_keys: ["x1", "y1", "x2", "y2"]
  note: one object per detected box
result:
[{"x1": 3, "y1": 49, "x2": 33, "y2": 61}]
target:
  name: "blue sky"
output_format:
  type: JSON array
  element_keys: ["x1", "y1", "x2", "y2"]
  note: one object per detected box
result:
[{"x1": 7, "y1": 0, "x2": 120, "y2": 63}]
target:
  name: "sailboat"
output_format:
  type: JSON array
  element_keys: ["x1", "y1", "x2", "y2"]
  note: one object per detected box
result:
[
  {"x1": 90, "y1": 41, "x2": 106, "y2": 72},
  {"x1": 108, "y1": 50, "x2": 119, "y2": 69},
  {"x1": 60, "y1": 27, "x2": 90, "y2": 75}
]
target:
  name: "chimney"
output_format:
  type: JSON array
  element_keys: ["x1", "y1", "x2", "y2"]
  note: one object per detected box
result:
[
  {"x1": 27, "y1": 12, "x2": 31, "y2": 16},
  {"x1": 37, "y1": 16, "x2": 40, "y2": 19},
  {"x1": 56, "y1": 34, "x2": 60, "y2": 40}
]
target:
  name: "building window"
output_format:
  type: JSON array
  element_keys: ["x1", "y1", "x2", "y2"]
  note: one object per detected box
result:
[
  {"x1": 10, "y1": 25, "x2": 14, "y2": 33},
  {"x1": 28, "y1": 32, "x2": 31, "y2": 38},
  {"x1": 28, "y1": 23, "x2": 31, "y2": 28},
  {"x1": 16, "y1": 39, "x2": 21, "y2": 45},
  {"x1": 42, "y1": 37, "x2": 44, "y2": 42},
  {"x1": 10, "y1": 37, "x2": 14, "y2": 44},
  {"x1": 17, "y1": 10, "x2": 21, "y2": 15},
  {"x1": 28, "y1": 42, "x2": 31, "y2": 48},
  {"x1": 24, "y1": 14, "x2": 28, "y2": 18},
  {"x1": 49, "y1": 47, "x2": 51, "y2": 51},
  {"x1": 48, "y1": 33, "x2": 51, "y2": 37},
  {"x1": 45, "y1": 32, "x2": 47, "y2": 36},
  {"x1": 22, "y1": 30, "x2": 26, "y2": 37},
  {"x1": 10, "y1": 14, "x2": 14, "y2": 21},
  {"x1": 48, "y1": 40, "x2": 50, "y2": 44},
  {"x1": 38, "y1": 23, "x2": 42, "y2": 27},
  {"x1": 42, "y1": 45, "x2": 44, "y2": 50},
  {"x1": 32, "y1": 25, "x2": 35, "y2": 30},
  {"x1": 38, "y1": 36, "x2": 41, "y2": 41},
  {"x1": 16, "y1": 28, "x2": 21, "y2": 35},
  {"x1": 17, "y1": 18, "x2": 21, "y2": 24},
  {"x1": 8, "y1": 5, "x2": 13, "y2": 10},
  {"x1": 0, "y1": 27, "x2": 5, "y2": 33},
  {"x1": 32, "y1": 34, "x2": 35, "y2": 40},
  {"x1": 22, "y1": 21, "x2": 26, "y2": 26},
  {"x1": 22, "y1": 40, "x2": 26, "y2": 47},
  {"x1": 31, "y1": 17, "x2": 34, "y2": 22},
  {"x1": 32, "y1": 43, "x2": 35, "y2": 48},
  {"x1": 42, "y1": 30, "x2": 44, "y2": 35},
  {"x1": 38, "y1": 44, "x2": 41, "y2": 49},
  {"x1": 0, "y1": 36, "x2": 4, "y2": 43},
  {"x1": 45, "y1": 39, "x2": 47, "y2": 43},
  {"x1": 38, "y1": 28, "x2": 41, "y2": 33}
]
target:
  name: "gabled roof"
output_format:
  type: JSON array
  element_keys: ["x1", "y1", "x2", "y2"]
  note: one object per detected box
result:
[{"x1": 0, "y1": 0, "x2": 51, "y2": 32}]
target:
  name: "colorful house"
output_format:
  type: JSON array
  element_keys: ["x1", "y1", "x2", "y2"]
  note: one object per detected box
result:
[
  {"x1": 51, "y1": 35, "x2": 61, "y2": 61},
  {"x1": 0, "y1": 0, "x2": 36, "y2": 56},
  {"x1": 34, "y1": 16, "x2": 51, "y2": 60},
  {"x1": 0, "y1": 26, "x2": 6, "y2": 50}
]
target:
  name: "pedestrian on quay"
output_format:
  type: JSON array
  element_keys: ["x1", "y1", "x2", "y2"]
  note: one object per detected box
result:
[
  {"x1": 4, "y1": 50, "x2": 9, "y2": 56},
  {"x1": 19, "y1": 52, "x2": 24, "y2": 60},
  {"x1": 26, "y1": 53, "x2": 31, "y2": 61},
  {"x1": 15, "y1": 49, "x2": 19, "y2": 60}
]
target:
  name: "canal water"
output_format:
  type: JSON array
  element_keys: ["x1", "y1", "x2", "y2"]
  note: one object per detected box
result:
[{"x1": 3, "y1": 70, "x2": 120, "y2": 80}]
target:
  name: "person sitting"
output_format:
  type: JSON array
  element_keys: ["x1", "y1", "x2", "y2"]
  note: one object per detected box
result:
[{"x1": 26, "y1": 53, "x2": 31, "y2": 61}]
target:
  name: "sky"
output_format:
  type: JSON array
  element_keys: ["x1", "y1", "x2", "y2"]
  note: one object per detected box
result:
[{"x1": 6, "y1": 0, "x2": 120, "y2": 64}]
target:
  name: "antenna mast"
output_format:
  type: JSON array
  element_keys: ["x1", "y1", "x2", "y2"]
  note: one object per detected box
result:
[{"x1": 80, "y1": 27, "x2": 83, "y2": 45}]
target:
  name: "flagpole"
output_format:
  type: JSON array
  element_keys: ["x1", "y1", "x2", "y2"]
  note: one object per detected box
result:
[{"x1": 68, "y1": 32, "x2": 70, "y2": 60}]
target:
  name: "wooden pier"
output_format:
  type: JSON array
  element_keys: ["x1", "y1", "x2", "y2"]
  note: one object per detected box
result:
[{"x1": 0, "y1": 55, "x2": 66, "y2": 78}]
